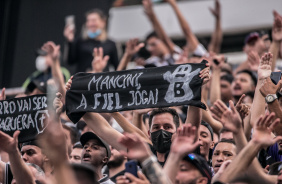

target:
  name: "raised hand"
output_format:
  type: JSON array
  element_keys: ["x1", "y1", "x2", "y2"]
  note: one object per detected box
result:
[
  {"x1": 272, "y1": 10, "x2": 282, "y2": 42},
  {"x1": 125, "y1": 38, "x2": 145, "y2": 57},
  {"x1": 116, "y1": 171, "x2": 150, "y2": 184},
  {"x1": 142, "y1": 0, "x2": 154, "y2": 17},
  {"x1": 209, "y1": 0, "x2": 221, "y2": 20},
  {"x1": 38, "y1": 111, "x2": 68, "y2": 164},
  {"x1": 53, "y1": 92, "x2": 63, "y2": 116},
  {"x1": 91, "y1": 47, "x2": 109, "y2": 73},
  {"x1": 41, "y1": 41, "x2": 61, "y2": 62},
  {"x1": 257, "y1": 52, "x2": 273, "y2": 80},
  {"x1": 199, "y1": 63, "x2": 211, "y2": 85},
  {"x1": 118, "y1": 133, "x2": 152, "y2": 163},
  {"x1": 63, "y1": 25, "x2": 75, "y2": 42},
  {"x1": 211, "y1": 99, "x2": 242, "y2": 134},
  {"x1": 247, "y1": 51, "x2": 260, "y2": 72},
  {"x1": 209, "y1": 52, "x2": 225, "y2": 69},
  {"x1": 65, "y1": 76, "x2": 73, "y2": 91},
  {"x1": 235, "y1": 94, "x2": 250, "y2": 119},
  {"x1": 0, "y1": 88, "x2": 6, "y2": 101},
  {"x1": 260, "y1": 77, "x2": 282, "y2": 97},
  {"x1": 0, "y1": 130, "x2": 20, "y2": 154},
  {"x1": 252, "y1": 112, "x2": 282, "y2": 147},
  {"x1": 170, "y1": 124, "x2": 200, "y2": 156}
]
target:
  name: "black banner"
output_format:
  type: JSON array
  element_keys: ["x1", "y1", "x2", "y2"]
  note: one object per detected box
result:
[
  {"x1": 66, "y1": 62, "x2": 207, "y2": 123},
  {"x1": 0, "y1": 94, "x2": 49, "y2": 143}
]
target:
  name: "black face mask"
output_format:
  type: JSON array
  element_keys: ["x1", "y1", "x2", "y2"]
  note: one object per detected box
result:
[{"x1": 151, "y1": 129, "x2": 173, "y2": 153}]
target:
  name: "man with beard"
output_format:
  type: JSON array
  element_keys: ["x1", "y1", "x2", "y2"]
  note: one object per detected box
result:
[
  {"x1": 80, "y1": 132, "x2": 114, "y2": 184},
  {"x1": 107, "y1": 146, "x2": 127, "y2": 183}
]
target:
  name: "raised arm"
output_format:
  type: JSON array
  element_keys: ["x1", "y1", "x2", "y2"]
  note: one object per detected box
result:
[
  {"x1": 213, "y1": 113, "x2": 281, "y2": 183},
  {"x1": 163, "y1": 124, "x2": 199, "y2": 183},
  {"x1": 260, "y1": 77, "x2": 282, "y2": 135},
  {"x1": 0, "y1": 131, "x2": 35, "y2": 184},
  {"x1": 42, "y1": 41, "x2": 66, "y2": 103},
  {"x1": 208, "y1": 0, "x2": 223, "y2": 53},
  {"x1": 250, "y1": 52, "x2": 273, "y2": 127},
  {"x1": 39, "y1": 98, "x2": 78, "y2": 184},
  {"x1": 111, "y1": 112, "x2": 152, "y2": 144},
  {"x1": 143, "y1": 0, "x2": 175, "y2": 53},
  {"x1": 65, "y1": 77, "x2": 126, "y2": 152},
  {"x1": 270, "y1": 10, "x2": 282, "y2": 71},
  {"x1": 167, "y1": 0, "x2": 199, "y2": 52},
  {"x1": 186, "y1": 64, "x2": 210, "y2": 139},
  {"x1": 132, "y1": 108, "x2": 152, "y2": 139},
  {"x1": 209, "y1": 53, "x2": 225, "y2": 105},
  {"x1": 90, "y1": 47, "x2": 109, "y2": 73},
  {"x1": 117, "y1": 38, "x2": 144, "y2": 71},
  {"x1": 118, "y1": 133, "x2": 172, "y2": 184}
]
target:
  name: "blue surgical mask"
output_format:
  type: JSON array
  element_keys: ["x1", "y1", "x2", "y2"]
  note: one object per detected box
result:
[{"x1": 87, "y1": 29, "x2": 102, "y2": 39}]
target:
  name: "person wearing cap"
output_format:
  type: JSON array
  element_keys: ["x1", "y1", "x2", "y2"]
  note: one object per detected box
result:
[
  {"x1": 80, "y1": 132, "x2": 114, "y2": 184},
  {"x1": 175, "y1": 153, "x2": 212, "y2": 184},
  {"x1": 199, "y1": 121, "x2": 214, "y2": 163},
  {"x1": 243, "y1": 31, "x2": 270, "y2": 57},
  {"x1": 70, "y1": 143, "x2": 83, "y2": 164}
]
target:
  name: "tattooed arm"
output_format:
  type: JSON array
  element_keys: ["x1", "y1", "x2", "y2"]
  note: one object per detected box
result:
[{"x1": 118, "y1": 133, "x2": 172, "y2": 184}]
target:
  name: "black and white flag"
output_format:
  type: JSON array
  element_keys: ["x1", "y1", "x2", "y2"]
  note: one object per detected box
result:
[
  {"x1": 66, "y1": 61, "x2": 208, "y2": 123},
  {"x1": 0, "y1": 94, "x2": 49, "y2": 142}
]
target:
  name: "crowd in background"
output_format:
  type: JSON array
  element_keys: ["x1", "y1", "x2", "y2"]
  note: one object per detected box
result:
[{"x1": 1, "y1": 0, "x2": 282, "y2": 184}]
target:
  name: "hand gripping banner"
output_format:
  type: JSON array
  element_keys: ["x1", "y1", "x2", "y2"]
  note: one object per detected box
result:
[{"x1": 66, "y1": 61, "x2": 208, "y2": 123}]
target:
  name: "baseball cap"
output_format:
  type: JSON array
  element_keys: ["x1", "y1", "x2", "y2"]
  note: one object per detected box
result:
[
  {"x1": 201, "y1": 121, "x2": 214, "y2": 141},
  {"x1": 22, "y1": 140, "x2": 40, "y2": 148},
  {"x1": 244, "y1": 31, "x2": 268, "y2": 45},
  {"x1": 269, "y1": 161, "x2": 282, "y2": 175},
  {"x1": 80, "y1": 132, "x2": 111, "y2": 158},
  {"x1": 26, "y1": 80, "x2": 47, "y2": 94},
  {"x1": 183, "y1": 153, "x2": 212, "y2": 184}
]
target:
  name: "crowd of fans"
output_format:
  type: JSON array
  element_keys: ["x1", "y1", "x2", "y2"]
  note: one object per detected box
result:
[{"x1": 1, "y1": 0, "x2": 282, "y2": 183}]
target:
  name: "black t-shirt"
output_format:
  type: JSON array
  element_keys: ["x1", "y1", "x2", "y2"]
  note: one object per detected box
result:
[
  {"x1": 67, "y1": 38, "x2": 119, "y2": 73},
  {"x1": 148, "y1": 143, "x2": 169, "y2": 167},
  {"x1": 110, "y1": 169, "x2": 125, "y2": 183},
  {"x1": 4, "y1": 164, "x2": 13, "y2": 184}
]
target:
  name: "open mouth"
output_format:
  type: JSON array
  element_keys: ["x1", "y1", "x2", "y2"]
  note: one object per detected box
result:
[
  {"x1": 214, "y1": 163, "x2": 222, "y2": 168},
  {"x1": 234, "y1": 85, "x2": 241, "y2": 91},
  {"x1": 82, "y1": 153, "x2": 91, "y2": 161}
]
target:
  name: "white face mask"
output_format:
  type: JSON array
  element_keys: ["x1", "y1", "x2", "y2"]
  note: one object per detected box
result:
[{"x1": 35, "y1": 56, "x2": 48, "y2": 72}]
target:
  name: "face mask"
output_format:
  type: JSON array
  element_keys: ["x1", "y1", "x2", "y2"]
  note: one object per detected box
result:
[
  {"x1": 35, "y1": 56, "x2": 48, "y2": 72},
  {"x1": 87, "y1": 29, "x2": 101, "y2": 39},
  {"x1": 151, "y1": 129, "x2": 173, "y2": 153}
]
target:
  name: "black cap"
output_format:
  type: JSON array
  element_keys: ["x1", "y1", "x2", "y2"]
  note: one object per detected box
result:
[
  {"x1": 183, "y1": 153, "x2": 212, "y2": 184},
  {"x1": 80, "y1": 132, "x2": 111, "y2": 159},
  {"x1": 26, "y1": 80, "x2": 47, "y2": 94},
  {"x1": 22, "y1": 140, "x2": 40, "y2": 148},
  {"x1": 201, "y1": 121, "x2": 214, "y2": 141},
  {"x1": 269, "y1": 161, "x2": 282, "y2": 175},
  {"x1": 71, "y1": 163, "x2": 98, "y2": 182}
]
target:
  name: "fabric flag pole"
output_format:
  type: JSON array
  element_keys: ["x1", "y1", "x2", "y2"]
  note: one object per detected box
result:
[
  {"x1": 66, "y1": 61, "x2": 208, "y2": 123},
  {"x1": 0, "y1": 94, "x2": 49, "y2": 143}
]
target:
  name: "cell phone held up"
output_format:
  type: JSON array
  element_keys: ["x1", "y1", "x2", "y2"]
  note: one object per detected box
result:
[
  {"x1": 125, "y1": 160, "x2": 138, "y2": 178},
  {"x1": 270, "y1": 72, "x2": 282, "y2": 85}
]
